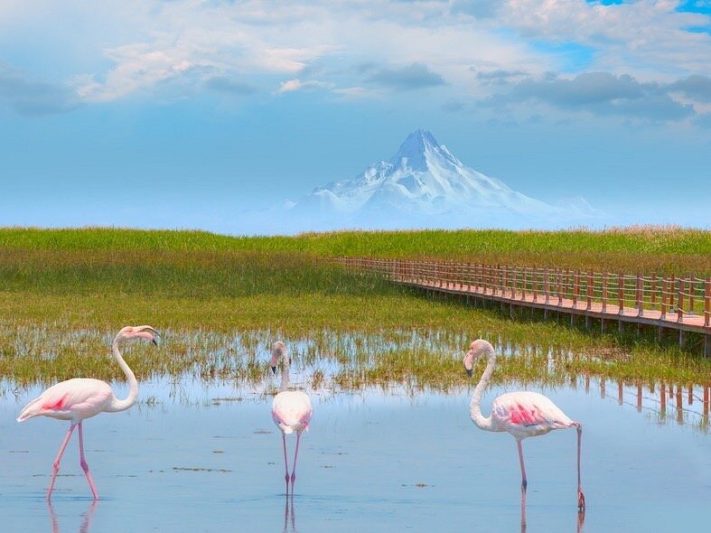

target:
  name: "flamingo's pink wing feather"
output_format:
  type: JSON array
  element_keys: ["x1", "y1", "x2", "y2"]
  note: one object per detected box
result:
[
  {"x1": 17, "y1": 378, "x2": 113, "y2": 422},
  {"x1": 493, "y1": 391, "x2": 574, "y2": 433}
]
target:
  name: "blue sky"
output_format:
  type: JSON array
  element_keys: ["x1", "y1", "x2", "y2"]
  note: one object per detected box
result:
[{"x1": 1, "y1": 0, "x2": 710, "y2": 232}]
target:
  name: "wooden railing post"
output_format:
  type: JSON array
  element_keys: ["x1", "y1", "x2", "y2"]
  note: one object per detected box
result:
[
  {"x1": 636, "y1": 274, "x2": 643, "y2": 317},
  {"x1": 544, "y1": 269, "x2": 550, "y2": 304},
  {"x1": 651, "y1": 273, "x2": 657, "y2": 308},
  {"x1": 573, "y1": 271, "x2": 579, "y2": 308},
  {"x1": 669, "y1": 274, "x2": 675, "y2": 313},
  {"x1": 677, "y1": 278, "x2": 684, "y2": 323},
  {"x1": 587, "y1": 272, "x2": 593, "y2": 311},
  {"x1": 602, "y1": 272, "x2": 608, "y2": 313},
  {"x1": 618, "y1": 273, "x2": 624, "y2": 315},
  {"x1": 690, "y1": 278, "x2": 696, "y2": 316},
  {"x1": 705, "y1": 278, "x2": 710, "y2": 328},
  {"x1": 661, "y1": 278, "x2": 667, "y2": 320},
  {"x1": 557, "y1": 269, "x2": 563, "y2": 306}
]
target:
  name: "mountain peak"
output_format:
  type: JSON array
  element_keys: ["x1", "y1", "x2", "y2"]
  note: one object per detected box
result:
[{"x1": 391, "y1": 129, "x2": 441, "y2": 170}]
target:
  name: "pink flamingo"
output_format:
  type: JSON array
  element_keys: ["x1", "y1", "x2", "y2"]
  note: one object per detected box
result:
[
  {"x1": 270, "y1": 341, "x2": 312, "y2": 494},
  {"x1": 17, "y1": 325, "x2": 159, "y2": 500},
  {"x1": 463, "y1": 339, "x2": 585, "y2": 517}
]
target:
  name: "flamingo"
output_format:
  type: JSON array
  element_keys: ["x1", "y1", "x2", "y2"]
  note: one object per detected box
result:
[
  {"x1": 17, "y1": 325, "x2": 159, "y2": 500},
  {"x1": 270, "y1": 341, "x2": 312, "y2": 494},
  {"x1": 463, "y1": 339, "x2": 585, "y2": 517}
]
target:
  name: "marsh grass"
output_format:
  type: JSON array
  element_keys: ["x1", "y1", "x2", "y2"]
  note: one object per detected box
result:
[
  {"x1": 1, "y1": 227, "x2": 711, "y2": 390},
  {"x1": 1, "y1": 226, "x2": 710, "y2": 274}
]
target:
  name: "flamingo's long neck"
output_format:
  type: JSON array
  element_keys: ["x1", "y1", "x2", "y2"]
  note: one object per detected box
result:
[
  {"x1": 107, "y1": 336, "x2": 139, "y2": 412},
  {"x1": 470, "y1": 349, "x2": 496, "y2": 431},
  {"x1": 279, "y1": 360, "x2": 290, "y2": 392}
]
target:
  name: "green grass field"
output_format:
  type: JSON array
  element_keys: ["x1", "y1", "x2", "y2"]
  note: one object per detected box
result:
[
  {"x1": 1, "y1": 227, "x2": 710, "y2": 386},
  {"x1": 1, "y1": 226, "x2": 710, "y2": 273}
]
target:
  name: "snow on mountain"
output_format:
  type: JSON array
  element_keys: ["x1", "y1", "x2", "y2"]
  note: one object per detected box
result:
[{"x1": 286, "y1": 130, "x2": 598, "y2": 231}]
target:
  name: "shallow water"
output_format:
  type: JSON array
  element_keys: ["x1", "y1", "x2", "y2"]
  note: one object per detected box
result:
[{"x1": 2, "y1": 375, "x2": 711, "y2": 532}]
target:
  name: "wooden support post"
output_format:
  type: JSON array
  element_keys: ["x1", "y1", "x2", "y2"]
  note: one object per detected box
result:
[
  {"x1": 636, "y1": 383, "x2": 642, "y2": 412},
  {"x1": 636, "y1": 273, "x2": 643, "y2": 318},
  {"x1": 585, "y1": 315, "x2": 591, "y2": 330},
  {"x1": 618, "y1": 380, "x2": 623, "y2": 406},
  {"x1": 510, "y1": 303, "x2": 514, "y2": 319},
  {"x1": 601, "y1": 318, "x2": 606, "y2": 333},
  {"x1": 677, "y1": 279, "x2": 684, "y2": 323},
  {"x1": 679, "y1": 328, "x2": 685, "y2": 349},
  {"x1": 669, "y1": 274, "x2": 675, "y2": 315},
  {"x1": 705, "y1": 335, "x2": 711, "y2": 358}
]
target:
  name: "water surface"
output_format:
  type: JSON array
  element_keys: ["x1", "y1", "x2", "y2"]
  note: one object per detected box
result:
[{"x1": 2, "y1": 374, "x2": 710, "y2": 532}]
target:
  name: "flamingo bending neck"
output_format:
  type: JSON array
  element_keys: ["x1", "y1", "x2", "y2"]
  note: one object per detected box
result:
[
  {"x1": 105, "y1": 334, "x2": 139, "y2": 413},
  {"x1": 469, "y1": 344, "x2": 496, "y2": 432}
]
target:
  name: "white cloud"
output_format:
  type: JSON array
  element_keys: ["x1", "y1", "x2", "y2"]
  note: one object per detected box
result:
[{"x1": 2, "y1": 0, "x2": 711, "y2": 124}]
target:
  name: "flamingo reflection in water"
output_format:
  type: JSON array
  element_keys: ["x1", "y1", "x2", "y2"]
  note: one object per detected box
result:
[
  {"x1": 463, "y1": 339, "x2": 585, "y2": 528},
  {"x1": 48, "y1": 500, "x2": 98, "y2": 533},
  {"x1": 283, "y1": 494, "x2": 298, "y2": 533}
]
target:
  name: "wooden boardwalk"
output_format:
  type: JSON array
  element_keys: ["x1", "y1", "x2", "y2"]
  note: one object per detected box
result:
[{"x1": 336, "y1": 257, "x2": 711, "y2": 355}]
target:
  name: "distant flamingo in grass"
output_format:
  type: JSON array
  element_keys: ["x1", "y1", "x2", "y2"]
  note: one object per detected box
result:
[
  {"x1": 270, "y1": 341, "x2": 312, "y2": 494},
  {"x1": 17, "y1": 325, "x2": 159, "y2": 500},
  {"x1": 463, "y1": 339, "x2": 585, "y2": 517}
]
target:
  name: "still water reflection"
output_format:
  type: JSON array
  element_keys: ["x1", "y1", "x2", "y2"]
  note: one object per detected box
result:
[{"x1": 2, "y1": 374, "x2": 710, "y2": 532}]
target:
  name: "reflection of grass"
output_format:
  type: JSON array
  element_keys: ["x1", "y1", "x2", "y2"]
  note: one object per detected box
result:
[{"x1": 3, "y1": 326, "x2": 711, "y2": 389}]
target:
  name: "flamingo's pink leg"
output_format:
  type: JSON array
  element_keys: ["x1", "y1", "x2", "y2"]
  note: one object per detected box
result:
[
  {"x1": 77, "y1": 422, "x2": 99, "y2": 500},
  {"x1": 517, "y1": 439, "x2": 527, "y2": 524},
  {"x1": 576, "y1": 425, "x2": 585, "y2": 511},
  {"x1": 47, "y1": 423, "x2": 77, "y2": 500},
  {"x1": 290, "y1": 432, "x2": 302, "y2": 489},
  {"x1": 282, "y1": 432, "x2": 290, "y2": 494}
]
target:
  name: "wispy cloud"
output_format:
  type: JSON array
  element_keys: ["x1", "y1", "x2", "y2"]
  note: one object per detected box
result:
[
  {"x1": 0, "y1": 64, "x2": 79, "y2": 115},
  {"x1": 489, "y1": 71, "x2": 695, "y2": 121},
  {"x1": 365, "y1": 63, "x2": 445, "y2": 91}
]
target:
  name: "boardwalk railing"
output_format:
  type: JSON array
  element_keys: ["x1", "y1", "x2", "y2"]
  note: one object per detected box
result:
[{"x1": 334, "y1": 257, "x2": 711, "y2": 335}]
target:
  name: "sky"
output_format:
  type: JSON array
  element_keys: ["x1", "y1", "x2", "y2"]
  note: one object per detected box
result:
[{"x1": 1, "y1": 0, "x2": 710, "y2": 233}]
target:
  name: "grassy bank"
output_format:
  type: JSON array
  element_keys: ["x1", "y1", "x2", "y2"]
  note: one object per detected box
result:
[{"x1": 1, "y1": 227, "x2": 710, "y2": 387}]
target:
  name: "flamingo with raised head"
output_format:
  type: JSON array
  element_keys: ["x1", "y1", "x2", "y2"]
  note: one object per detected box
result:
[
  {"x1": 270, "y1": 341, "x2": 312, "y2": 494},
  {"x1": 17, "y1": 325, "x2": 159, "y2": 500},
  {"x1": 463, "y1": 339, "x2": 585, "y2": 517}
]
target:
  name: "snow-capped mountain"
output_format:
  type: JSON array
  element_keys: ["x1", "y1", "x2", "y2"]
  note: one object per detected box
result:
[
  {"x1": 282, "y1": 130, "x2": 599, "y2": 232},
  {"x1": 300, "y1": 129, "x2": 551, "y2": 216}
]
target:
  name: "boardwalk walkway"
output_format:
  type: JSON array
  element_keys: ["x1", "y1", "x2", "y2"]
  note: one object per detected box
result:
[{"x1": 336, "y1": 257, "x2": 711, "y2": 355}]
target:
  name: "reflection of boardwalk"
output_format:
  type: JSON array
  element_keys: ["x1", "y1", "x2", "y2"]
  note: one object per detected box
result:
[
  {"x1": 336, "y1": 258, "x2": 711, "y2": 354},
  {"x1": 585, "y1": 377, "x2": 711, "y2": 432}
]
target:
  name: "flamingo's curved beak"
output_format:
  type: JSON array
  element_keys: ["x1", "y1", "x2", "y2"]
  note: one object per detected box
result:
[
  {"x1": 271, "y1": 366, "x2": 277, "y2": 374},
  {"x1": 151, "y1": 338, "x2": 158, "y2": 346},
  {"x1": 466, "y1": 368, "x2": 473, "y2": 377}
]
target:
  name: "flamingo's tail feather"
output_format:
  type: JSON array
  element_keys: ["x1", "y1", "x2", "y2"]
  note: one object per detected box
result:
[{"x1": 16, "y1": 397, "x2": 42, "y2": 422}]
